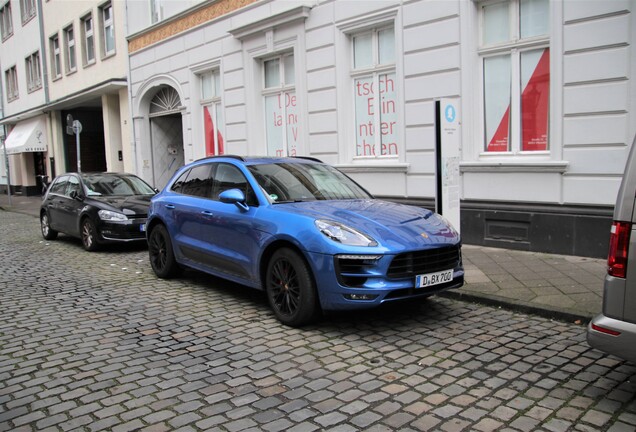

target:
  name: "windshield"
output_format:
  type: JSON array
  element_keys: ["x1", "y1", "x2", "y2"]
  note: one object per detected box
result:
[
  {"x1": 82, "y1": 174, "x2": 156, "y2": 196},
  {"x1": 248, "y1": 163, "x2": 372, "y2": 203}
]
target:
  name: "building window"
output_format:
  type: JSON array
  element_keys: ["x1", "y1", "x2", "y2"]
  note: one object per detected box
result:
[
  {"x1": 100, "y1": 2, "x2": 115, "y2": 56},
  {"x1": 351, "y1": 26, "x2": 397, "y2": 158},
  {"x1": 64, "y1": 25, "x2": 76, "y2": 73},
  {"x1": 200, "y1": 70, "x2": 224, "y2": 156},
  {"x1": 481, "y1": 0, "x2": 550, "y2": 153},
  {"x1": 82, "y1": 14, "x2": 95, "y2": 66},
  {"x1": 150, "y1": 0, "x2": 162, "y2": 24},
  {"x1": 19, "y1": 0, "x2": 34, "y2": 24},
  {"x1": 263, "y1": 53, "x2": 297, "y2": 157},
  {"x1": 25, "y1": 51, "x2": 41, "y2": 92},
  {"x1": 5, "y1": 65, "x2": 18, "y2": 101},
  {"x1": 50, "y1": 34, "x2": 61, "y2": 79},
  {"x1": 0, "y1": 1, "x2": 13, "y2": 41}
]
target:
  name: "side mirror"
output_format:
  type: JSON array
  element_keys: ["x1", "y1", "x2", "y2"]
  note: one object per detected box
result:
[
  {"x1": 219, "y1": 188, "x2": 249, "y2": 211},
  {"x1": 69, "y1": 190, "x2": 84, "y2": 201}
]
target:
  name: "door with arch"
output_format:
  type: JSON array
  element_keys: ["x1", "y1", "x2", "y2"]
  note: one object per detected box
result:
[{"x1": 149, "y1": 86, "x2": 185, "y2": 190}]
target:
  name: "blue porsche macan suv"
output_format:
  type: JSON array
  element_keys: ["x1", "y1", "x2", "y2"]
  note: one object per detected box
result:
[{"x1": 147, "y1": 156, "x2": 464, "y2": 326}]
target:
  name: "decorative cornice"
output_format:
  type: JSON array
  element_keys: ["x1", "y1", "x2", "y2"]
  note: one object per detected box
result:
[
  {"x1": 336, "y1": 163, "x2": 410, "y2": 174},
  {"x1": 128, "y1": 0, "x2": 259, "y2": 53},
  {"x1": 229, "y1": 5, "x2": 312, "y2": 40},
  {"x1": 460, "y1": 161, "x2": 569, "y2": 173}
]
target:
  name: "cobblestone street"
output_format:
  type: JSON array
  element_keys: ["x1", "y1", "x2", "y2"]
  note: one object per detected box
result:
[{"x1": 1, "y1": 210, "x2": 635, "y2": 432}]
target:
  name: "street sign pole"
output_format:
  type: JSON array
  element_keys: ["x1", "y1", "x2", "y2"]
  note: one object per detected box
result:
[
  {"x1": 66, "y1": 115, "x2": 82, "y2": 172},
  {"x1": 74, "y1": 120, "x2": 82, "y2": 173}
]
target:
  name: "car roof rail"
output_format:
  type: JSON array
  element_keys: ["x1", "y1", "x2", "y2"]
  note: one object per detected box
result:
[
  {"x1": 292, "y1": 156, "x2": 323, "y2": 163},
  {"x1": 195, "y1": 154, "x2": 246, "y2": 162}
]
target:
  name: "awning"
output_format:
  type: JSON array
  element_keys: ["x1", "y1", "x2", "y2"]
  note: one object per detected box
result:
[{"x1": 4, "y1": 116, "x2": 48, "y2": 154}]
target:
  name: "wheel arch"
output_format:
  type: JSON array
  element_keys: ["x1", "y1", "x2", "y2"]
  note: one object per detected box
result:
[{"x1": 259, "y1": 240, "x2": 317, "y2": 292}]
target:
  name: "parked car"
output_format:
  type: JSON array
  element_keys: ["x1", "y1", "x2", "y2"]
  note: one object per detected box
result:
[
  {"x1": 147, "y1": 156, "x2": 464, "y2": 326},
  {"x1": 587, "y1": 138, "x2": 636, "y2": 364},
  {"x1": 40, "y1": 172, "x2": 156, "y2": 251}
]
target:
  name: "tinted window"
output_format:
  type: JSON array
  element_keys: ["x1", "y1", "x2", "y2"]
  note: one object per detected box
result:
[
  {"x1": 248, "y1": 163, "x2": 371, "y2": 202},
  {"x1": 180, "y1": 164, "x2": 213, "y2": 198},
  {"x1": 49, "y1": 176, "x2": 70, "y2": 195},
  {"x1": 82, "y1": 174, "x2": 156, "y2": 196},
  {"x1": 213, "y1": 163, "x2": 257, "y2": 206}
]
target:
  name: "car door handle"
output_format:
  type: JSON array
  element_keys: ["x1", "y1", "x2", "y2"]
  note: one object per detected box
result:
[
  {"x1": 164, "y1": 204, "x2": 175, "y2": 209},
  {"x1": 201, "y1": 210, "x2": 214, "y2": 217}
]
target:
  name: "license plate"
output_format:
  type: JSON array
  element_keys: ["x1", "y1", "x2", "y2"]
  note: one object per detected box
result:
[
  {"x1": 140, "y1": 224, "x2": 146, "y2": 232},
  {"x1": 416, "y1": 269, "x2": 453, "y2": 288}
]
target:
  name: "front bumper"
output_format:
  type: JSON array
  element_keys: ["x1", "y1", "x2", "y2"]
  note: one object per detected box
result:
[
  {"x1": 98, "y1": 218, "x2": 148, "y2": 242},
  {"x1": 587, "y1": 313, "x2": 636, "y2": 364},
  {"x1": 307, "y1": 250, "x2": 464, "y2": 311}
]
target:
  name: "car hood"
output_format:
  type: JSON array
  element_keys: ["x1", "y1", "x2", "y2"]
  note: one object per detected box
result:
[
  {"x1": 91, "y1": 195, "x2": 152, "y2": 216},
  {"x1": 273, "y1": 199, "x2": 459, "y2": 249}
]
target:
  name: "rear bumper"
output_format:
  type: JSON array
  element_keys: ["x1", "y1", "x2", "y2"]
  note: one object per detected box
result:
[{"x1": 587, "y1": 314, "x2": 636, "y2": 364}]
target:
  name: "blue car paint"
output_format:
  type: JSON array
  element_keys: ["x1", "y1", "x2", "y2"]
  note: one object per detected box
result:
[{"x1": 147, "y1": 156, "x2": 463, "y2": 312}]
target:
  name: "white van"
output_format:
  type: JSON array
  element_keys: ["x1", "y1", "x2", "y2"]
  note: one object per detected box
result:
[{"x1": 587, "y1": 138, "x2": 636, "y2": 364}]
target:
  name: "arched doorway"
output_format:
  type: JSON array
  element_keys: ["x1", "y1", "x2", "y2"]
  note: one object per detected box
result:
[{"x1": 149, "y1": 86, "x2": 185, "y2": 189}]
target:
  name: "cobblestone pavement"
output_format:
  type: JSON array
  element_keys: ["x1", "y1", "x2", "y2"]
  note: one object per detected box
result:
[{"x1": 1, "y1": 211, "x2": 635, "y2": 432}]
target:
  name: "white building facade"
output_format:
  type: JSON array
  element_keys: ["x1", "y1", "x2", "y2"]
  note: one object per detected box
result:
[
  {"x1": 0, "y1": 0, "x2": 131, "y2": 195},
  {"x1": 126, "y1": 0, "x2": 636, "y2": 257},
  {"x1": 0, "y1": 0, "x2": 48, "y2": 195}
]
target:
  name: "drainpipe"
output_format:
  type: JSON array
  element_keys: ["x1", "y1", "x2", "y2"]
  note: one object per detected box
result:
[
  {"x1": 36, "y1": 0, "x2": 53, "y2": 180},
  {"x1": 36, "y1": 0, "x2": 49, "y2": 105},
  {"x1": 124, "y1": 0, "x2": 138, "y2": 176}
]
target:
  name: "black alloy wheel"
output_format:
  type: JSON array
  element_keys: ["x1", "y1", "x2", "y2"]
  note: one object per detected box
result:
[
  {"x1": 81, "y1": 218, "x2": 99, "y2": 251},
  {"x1": 40, "y1": 212, "x2": 58, "y2": 240},
  {"x1": 266, "y1": 248, "x2": 319, "y2": 327},
  {"x1": 148, "y1": 224, "x2": 180, "y2": 278}
]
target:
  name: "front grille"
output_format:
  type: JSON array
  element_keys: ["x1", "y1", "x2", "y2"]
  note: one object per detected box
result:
[{"x1": 387, "y1": 245, "x2": 461, "y2": 279}]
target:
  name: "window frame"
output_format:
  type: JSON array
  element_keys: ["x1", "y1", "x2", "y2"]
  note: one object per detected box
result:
[
  {"x1": 478, "y1": 0, "x2": 551, "y2": 156},
  {"x1": 25, "y1": 51, "x2": 41, "y2": 93},
  {"x1": 100, "y1": 2, "x2": 115, "y2": 57},
  {"x1": 19, "y1": 0, "x2": 34, "y2": 24},
  {"x1": 5, "y1": 65, "x2": 18, "y2": 102},
  {"x1": 0, "y1": 1, "x2": 13, "y2": 41},
  {"x1": 64, "y1": 24, "x2": 77, "y2": 74},
  {"x1": 349, "y1": 25, "x2": 398, "y2": 160},
  {"x1": 200, "y1": 69, "x2": 225, "y2": 157},
  {"x1": 50, "y1": 33, "x2": 62, "y2": 80},
  {"x1": 81, "y1": 13, "x2": 95, "y2": 66},
  {"x1": 262, "y1": 52, "x2": 297, "y2": 157}
]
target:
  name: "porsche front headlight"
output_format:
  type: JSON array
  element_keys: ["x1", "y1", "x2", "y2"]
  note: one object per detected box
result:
[{"x1": 315, "y1": 220, "x2": 377, "y2": 247}]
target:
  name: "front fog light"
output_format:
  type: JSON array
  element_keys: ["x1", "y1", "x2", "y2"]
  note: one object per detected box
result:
[{"x1": 345, "y1": 294, "x2": 378, "y2": 301}]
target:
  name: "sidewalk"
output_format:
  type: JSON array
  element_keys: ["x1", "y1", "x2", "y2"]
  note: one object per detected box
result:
[{"x1": 0, "y1": 191, "x2": 605, "y2": 323}]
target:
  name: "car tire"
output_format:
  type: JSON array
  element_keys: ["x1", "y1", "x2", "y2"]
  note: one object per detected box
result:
[
  {"x1": 266, "y1": 248, "x2": 320, "y2": 327},
  {"x1": 40, "y1": 212, "x2": 58, "y2": 240},
  {"x1": 81, "y1": 217, "x2": 100, "y2": 252},
  {"x1": 148, "y1": 224, "x2": 180, "y2": 279}
]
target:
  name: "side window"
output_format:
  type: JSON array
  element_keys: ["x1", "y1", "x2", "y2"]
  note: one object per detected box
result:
[
  {"x1": 180, "y1": 164, "x2": 213, "y2": 198},
  {"x1": 213, "y1": 163, "x2": 257, "y2": 206},
  {"x1": 170, "y1": 170, "x2": 189, "y2": 194},
  {"x1": 67, "y1": 176, "x2": 81, "y2": 196},
  {"x1": 49, "y1": 175, "x2": 70, "y2": 195}
]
